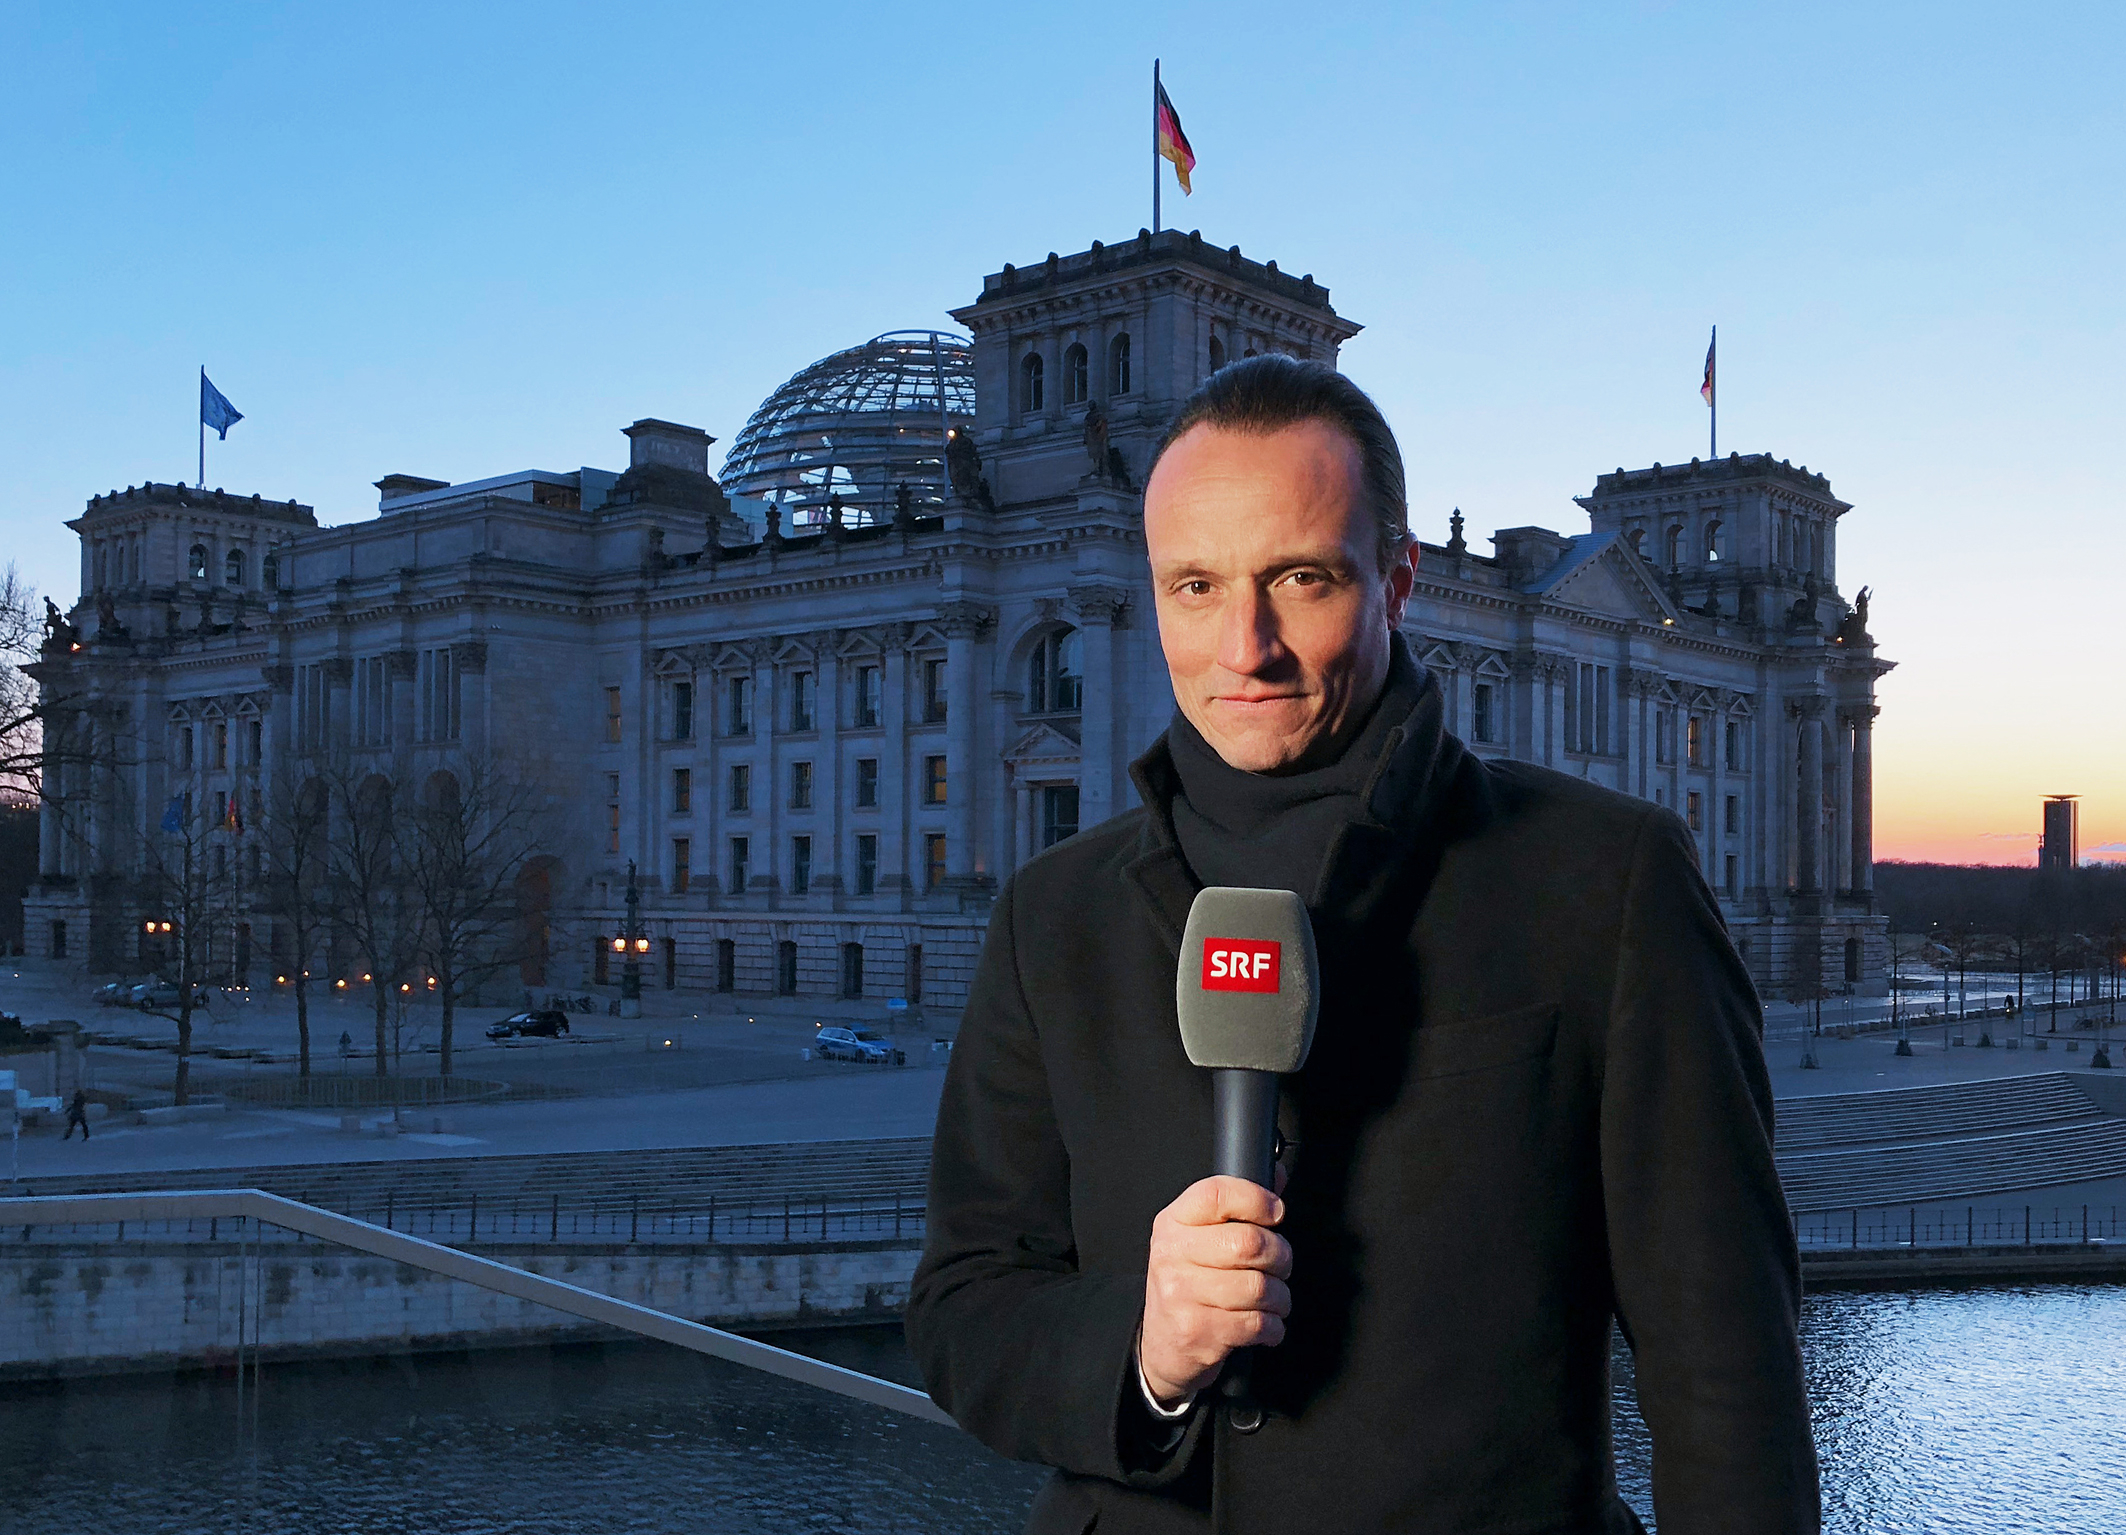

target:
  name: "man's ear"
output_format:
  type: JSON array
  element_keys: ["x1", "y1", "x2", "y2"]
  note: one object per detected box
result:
[{"x1": 1382, "y1": 538, "x2": 1418, "y2": 629}]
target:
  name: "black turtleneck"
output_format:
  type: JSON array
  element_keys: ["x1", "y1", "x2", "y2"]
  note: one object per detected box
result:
[{"x1": 1166, "y1": 634, "x2": 1429, "y2": 903}]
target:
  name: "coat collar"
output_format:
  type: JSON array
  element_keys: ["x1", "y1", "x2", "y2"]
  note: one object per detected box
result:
[{"x1": 1123, "y1": 661, "x2": 1478, "y2": 950}]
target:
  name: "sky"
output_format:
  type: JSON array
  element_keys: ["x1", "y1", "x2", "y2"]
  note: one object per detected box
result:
[{"x1": 1, "y1": 1, "x2": 2119, "y2": 866}]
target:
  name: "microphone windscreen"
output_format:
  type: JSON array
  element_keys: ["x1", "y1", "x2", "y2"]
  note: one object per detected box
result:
[{"x1": 1175, "y1": 886, "x2": 1319, "y2": 1074}]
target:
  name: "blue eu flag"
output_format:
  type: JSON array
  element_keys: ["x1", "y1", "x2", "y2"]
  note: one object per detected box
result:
[
  {"x1": 160, "y1": 795, "x2": 186, "y2": 833},
  {"x1": 200, "y1": 373, "x2": 243, "y2": 439}
]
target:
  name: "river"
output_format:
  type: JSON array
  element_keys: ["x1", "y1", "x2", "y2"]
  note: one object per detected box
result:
[{"x1": 2, "y1": 1284, "x2": 2121, "y2": 1533}]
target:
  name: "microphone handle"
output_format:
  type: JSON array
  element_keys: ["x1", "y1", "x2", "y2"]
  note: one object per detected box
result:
[{"x1": 1210, "y1": 1068, "x2": 1280, "y2": 1418}]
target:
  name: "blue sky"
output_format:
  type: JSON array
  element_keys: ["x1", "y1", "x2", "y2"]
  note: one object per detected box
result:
[{"x1": 3, "y1": 1, "x2": 2120, "y2": 859}]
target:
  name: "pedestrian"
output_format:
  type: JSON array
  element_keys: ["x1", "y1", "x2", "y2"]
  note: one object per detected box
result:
[
  {"x1": 339, "y1": 1029, "x2": 353, "y2": 1059},
  {"x1": 63, "y1": 1088, "x2": 90, "y2": 1141}
]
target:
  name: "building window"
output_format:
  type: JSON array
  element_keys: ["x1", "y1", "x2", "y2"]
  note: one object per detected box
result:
[
  {"x1": 295, "y1": 667, "x2": 326, "y2": 752},
  {"x1": 671, "y1": 838, "x2": 691, "y2": 895},
  {"x1": 922, "y1": 658, "x2": 947, "y2": 723},
  {"x1": 1725, "y1": 794, "x2": 1740, "y2": 836},
  {"x1": 1686, "y1": 790, "x2": 1703, "y2": 834},
  {"x1": 262, "y1": 551, "x2": 280, "y2": 589},
  {"x1": 418, "y1": 648, "x2": 459, "y2": 742},
  {"x1": 176, "y1": 724, "x2": 195, "y2": 771},
  {"x1": 1208, "y1": 334, "x2": 1226, "y2": 373},
  {"x1": 716, "y1": 938, "x2": 736, "y2": 993},
  {"x1": 1042, "y1": 785, "x2": 1080, "y2": 848},
  {"x1": 1724, "y1": 719, "x2": 1742, "y2": 771},
  {"x1": 1626, "y1": 527, "x2": 1645, "y2": 558},
  {"x1": 1028, "y1": 628, "x2": 1083, "y2": 713},
  {"x1": 790, "y1": 760, "x2": 813, "y2": 810},
  {"x1": 790, "y1": 671, "x2": 815, "y2": 732},
  {"x1": 210, "y1": 720, "x2": 229, "y2": 770},
  {"x1": 1063, "y1": 343, "x2": 1089, "y2": 406},
  {"x1": 923, "y1": 755, "x2": 947, "y2": 806},
  {"x1": 1704, "y1": 519, "x2": 1724, "y2": 562},
  {"x1": 1655, "y1": 710, "x2": 1673, "y2": 765},
  {"x1": 1686, "y1": 715, "x2": 1704, "y2": 767},
  {"x1": 225, "y1": 548, "x2": 247, "y2": 586},
  {"x1": 355, "y1": 657, "x2": 390, "y2": 748},
  {"x1": 244, "y1": 718, "x2": 262, "y2": 765},
  {"x1": 729, "y1": 836, "x2": 750, "y2": 895},
  {"x1": 855, "y1": 833, "x2": 878, "y2": 896},
  {"x1": 791, "y1": 835, "x2": 812, "y2": 894},
  {"x1": 728, "y1": 763, "x2": 751, "y2": 812},
  {"x1": 841, "y1": 942, "x2": 865, "y2": 1000},
  {"x1": 1021, "y1": 351, "x2": 1045, "y2": 413},
  {"x1": 603, "y1": 685, "x2": 623, "y2": 744},
  {"x1": 605, "y1": 803, "x2": 620, "y2": 856},
  {"x1": 671, "y1": 680, "x2": 694, "y2": 740},
  {"x1": 663, "y1": 936, "x2": 677, "y2": 990},
  {"x1": 593, "y1": 938, "x2": 610, "y2": 987},
  {"x1": 855, "y1": 665, "x2": 881, "y2": 728},
  {"x1": 1725, "y1": 855, "x2": 1740, "y2": 898},
  {"x1": 1571, "y1": 664, "x2": 1611, "y2": 754},
  {"x1": 49, "y1": 919, "x2": 66, "y2": 959},
  {"x1": 1471, "y1": 683, "x2": 1495, "y2": 745},
  {"x1": 777, "y1": 939, "x2": 798, "y2": 996},
  {"x1": 855, "y1": 757, "x2": 879, "y2": 809},
  {"x1": 1845, "y1": 936, "x2": 1863, "y2": 983},
  {"x1": 1665, "y1": 526, "x2": 1683, "y2": 567},
  {"x1": 672, "y1": 767, "x2": 692, "y2": 813},
  {"x1": 189, "y1": 543, "x2": 208, "y2": 581},
  {"x1": 1108, "y1": 333, "x2": 1132, "y2": 396},
  {"x1": 726, "y1": 674, "x2": 752, "y2": 735},
  {"x1": 923, "y1": 832, "x2": 947, "y2": 892}
]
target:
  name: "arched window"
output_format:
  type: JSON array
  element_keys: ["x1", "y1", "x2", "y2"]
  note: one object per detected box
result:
[
  {"x1": 1208, "y1": 335, "x2": 1226, "y2": 373},
  {"x1": 261, "y1": 551, "x2": 281, "y2": 589},
  {"x1": 1027, "y1": 627, "x2": 1083, "y2": 713},
  {"x1": 225, "y1": 547, "x2": 247, "y2": 586},
  {"x1": 188, "y1": 544, "x2": 209, "y2": 581},
  {"x1": 1664, "y1": 525, "x2": 1683, "y2": 567},
  {"x1": 1703, "y1": 520, "x2": 1723, "y2": 562},
  {"x1": 1020, "y1": 352, "x2": 1045, "y2": 413},
  {"x1": 1626, "y1": 527, "x2": 1646, "y2": 558},
  {"x1": 1108, "y1": 333, "x2": 1132, "y2": 396},
  {"x1": 1062, "y1": 344, "x2": 1088, "y2": 406}
]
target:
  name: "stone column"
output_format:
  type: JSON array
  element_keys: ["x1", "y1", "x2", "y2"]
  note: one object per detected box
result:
[
  {"x1": 1069, "y1": 586, "x2": 1126, "y2": 834},
  {"x1": 1830, "y1": 710, "x2": 1854, "y2": 898},
  {"x1": 37, "y1": 720, "x2": 63, "y2": 876},
  {"x1": 938, "y1": 604, "x2": 991, "y2": 886},
  {"x1": 323, "y1": 657, "x2": 354, "y2": 752},
  {"x1": 1014, "y1": 777, "x2": 1034, "y2": 869},
  {"x1": 750, "y1": 643, "x2": 777, "y2": 902},
  {"x1": 1849, "y1": 704, "x2": 1877, "y2": 895},
  {"x1": 1791, "y1": 697, "x2": 1825, "y2": 894},
  {"x1": 817, "y1": 641, "x2": 843, "y2": 905},
  {"x1": 879, "y1": 629, "x2": 910, "y2": 910},
  {"x1": 1705, "y1": 692, "x2": 1727, "y2": 889}
]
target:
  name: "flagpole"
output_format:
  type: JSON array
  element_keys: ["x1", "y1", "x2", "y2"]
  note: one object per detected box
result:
[
  {"x1": 198, "y1": 366, "x2": 206, "y2": 489},
  {"x1": 1152, "y1": 59, "x2": 1162, "y2": 235},
  {"x1": 1709, "y1": 326, "x2": 1717, "y2": 460}
]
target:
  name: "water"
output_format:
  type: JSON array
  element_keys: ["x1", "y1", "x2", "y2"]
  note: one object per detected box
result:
[{"x1": 3, "y1": 1288, "x2": 2123, "y2": 1534}]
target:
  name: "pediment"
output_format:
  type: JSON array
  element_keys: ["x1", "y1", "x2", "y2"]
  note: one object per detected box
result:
[
  {"x1": 1530, "y1": 534, "x2": 1681, "y2": 625},
  {"x1": 1004, "y1": 721, "x2": 1082, "y2": 767}
]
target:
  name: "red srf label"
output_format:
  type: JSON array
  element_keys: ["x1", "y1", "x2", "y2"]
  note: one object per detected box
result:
[{"x1": 1201, "y1": 938, "x2": 1281, "y2": 993}]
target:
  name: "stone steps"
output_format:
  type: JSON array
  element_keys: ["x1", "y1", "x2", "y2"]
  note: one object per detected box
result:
[{"x1": 1775, "y1": 1073, "x2": 2102, "y2": 1152}]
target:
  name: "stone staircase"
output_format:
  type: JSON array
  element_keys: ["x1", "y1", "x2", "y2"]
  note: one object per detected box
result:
[
  {"x1": 1774, "y1": 1073, "x2": 2126, "y2": 1212},
  {"x1": 15, "y1": 1136, "x2": 936, "y2": 1221}
]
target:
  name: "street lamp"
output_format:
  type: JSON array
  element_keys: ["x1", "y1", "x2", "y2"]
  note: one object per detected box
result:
[{"x1": 620, "y1": 859, "x2": 643, "y2": 1018}]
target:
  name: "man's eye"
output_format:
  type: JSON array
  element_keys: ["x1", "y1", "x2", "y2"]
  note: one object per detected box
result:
[{"x1": 1181, "y1": 580, "x2": 1213, "y2": 596}]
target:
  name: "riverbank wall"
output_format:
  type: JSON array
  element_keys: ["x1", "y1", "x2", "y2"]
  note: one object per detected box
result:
[{"x1": 0, "y1": 1238, "x2": 922, "y2": 1382}]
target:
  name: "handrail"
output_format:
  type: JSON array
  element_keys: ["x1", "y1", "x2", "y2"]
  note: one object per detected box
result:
[{"x1": 0, "y1": 1189, "x2": 956, "y2": 1428}]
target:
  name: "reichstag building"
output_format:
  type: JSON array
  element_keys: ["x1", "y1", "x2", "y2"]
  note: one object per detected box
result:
[{"x1": 27, "y1": 229, "x2": 1893, "y2": 1007}]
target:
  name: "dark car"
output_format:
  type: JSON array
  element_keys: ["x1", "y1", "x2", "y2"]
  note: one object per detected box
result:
[
  {"x1": 813, "y1": 1025, "x2": 905, "y2": 1065},
  {"x1": 486, "y1": 1009, "x2": 572, "y2": 1041}
]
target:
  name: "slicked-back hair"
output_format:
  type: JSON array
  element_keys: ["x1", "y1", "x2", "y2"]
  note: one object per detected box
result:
[{"x1": 1148, "y1": 354, "x2": 1411, "y2": 573}]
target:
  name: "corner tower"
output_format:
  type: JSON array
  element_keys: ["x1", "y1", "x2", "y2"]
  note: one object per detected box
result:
[{"x1": 949, "y1": 230, "x2": 1362, "y2": 510}]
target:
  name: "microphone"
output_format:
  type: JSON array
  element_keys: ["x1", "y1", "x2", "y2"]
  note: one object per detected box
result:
[{"x1": 1174, "y1": 886, "x2": 1319, "y2": 1418}]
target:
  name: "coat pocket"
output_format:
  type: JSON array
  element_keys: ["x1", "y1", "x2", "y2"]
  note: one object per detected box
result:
[{"x1": 1409, "y1": 1000, "x2": 1560, "y2": 1079}]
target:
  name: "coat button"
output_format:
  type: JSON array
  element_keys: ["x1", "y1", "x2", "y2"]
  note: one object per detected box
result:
[{"x1": 1227, "y1": 1403, "x2": 1263, "y2": 1434}]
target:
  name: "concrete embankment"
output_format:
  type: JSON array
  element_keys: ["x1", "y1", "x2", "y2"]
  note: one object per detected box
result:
[
  {"x1": 0, "y1": 1238, "x2": 921, "y2": 1382},
  {"x1": 1803, "y1": 1244, "x2": 2126, "y2": 1285}
]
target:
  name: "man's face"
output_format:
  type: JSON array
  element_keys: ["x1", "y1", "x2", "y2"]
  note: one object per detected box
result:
[{"x1": 1144, "y1": 419, "x2": 1417, "y2": 774}]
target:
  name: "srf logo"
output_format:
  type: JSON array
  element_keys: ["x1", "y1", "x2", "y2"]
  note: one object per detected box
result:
[{"x1": 1202, "y1": 938, "x2": 1280, "y2": 994}]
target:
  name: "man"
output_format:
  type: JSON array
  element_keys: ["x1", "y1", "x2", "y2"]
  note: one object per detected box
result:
[
  {"x1": 907, "y1": 356, "x2": 1818, "y2": 1534},
  {"x1": 63, "y1": 1088, "x2": 91, "y2": 1141}
]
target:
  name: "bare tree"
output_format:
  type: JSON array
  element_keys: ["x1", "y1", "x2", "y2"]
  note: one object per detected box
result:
[
  {"x1": 322, "y1": 762, "x2": 418, "y2": 1078},
  {"x1": 255, "y1": 772, "x2": 332, "y2": 1079},
  {"x1": 136, "y1": 789, "x2": 244, "y2": 1105},
  {"x1": 403, "y1": 755, "x2": 554, "y2": 1075},
  {"x1": 0, "y1": 564, "x2": 48, "y2": 802}
]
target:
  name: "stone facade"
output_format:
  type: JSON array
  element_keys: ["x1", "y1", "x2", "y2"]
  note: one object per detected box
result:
[{"x1": 24, "y1": 230, "x2": 1891, "y2": 1004}]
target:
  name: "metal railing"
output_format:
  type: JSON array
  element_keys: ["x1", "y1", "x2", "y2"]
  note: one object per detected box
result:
[
  {"x1": 1796, "y1": 1204, "x2": 2125, "y2": 1251},
  {"x1": 0, "y1": 1189, "x2": 954, "y2": 1427}
]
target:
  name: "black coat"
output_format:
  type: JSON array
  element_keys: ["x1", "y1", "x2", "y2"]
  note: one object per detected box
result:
[{"x1": 907, "y1": 674, "x2": 1818, "y2": 1535}]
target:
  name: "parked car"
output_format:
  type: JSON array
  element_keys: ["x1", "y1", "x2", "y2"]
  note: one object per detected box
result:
[
  {"x1": 129, "y1": 980, "x2": 189, "y2": 1011},
  {"x1": 486, "y1": 1009, "x2": 573, "y2": 1041},
  {"x1": 92, "y1": 980, "x2": 139, "y2": 1006},
  {"x1": 814, "y1": 1025, "x2": 905, "y2": 1065}
]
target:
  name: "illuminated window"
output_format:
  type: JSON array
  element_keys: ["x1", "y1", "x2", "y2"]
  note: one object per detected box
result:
[
  {"x1": 603, "y1": 686, "x2": 623, "y2": 744},
  {"x1": 923, "y1": 755, "x2": 947, "y2": 806},
  {"x1": 671, "y1": 838, "x2": 690, "y2": 895},
  {"x1": 924, "y1": 832, "x2": 947, "y2": 892},
  {"x1": 672, "y1": 768, "x2": 691, "y2": 813}
]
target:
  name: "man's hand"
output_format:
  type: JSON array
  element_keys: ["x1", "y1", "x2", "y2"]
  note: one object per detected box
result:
[{"x1": 1139, "y1": 1175, "x2": 1292, "y2": 1407}]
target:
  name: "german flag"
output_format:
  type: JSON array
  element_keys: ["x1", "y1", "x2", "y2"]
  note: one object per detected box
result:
[{"x1": 1157, "y1": 80, "x2": 1195, "y2": 195}]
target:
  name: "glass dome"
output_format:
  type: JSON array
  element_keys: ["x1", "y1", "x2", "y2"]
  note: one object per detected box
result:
[{"x1": 719, "y1": 330, "x2": 975, "y2": 528}]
